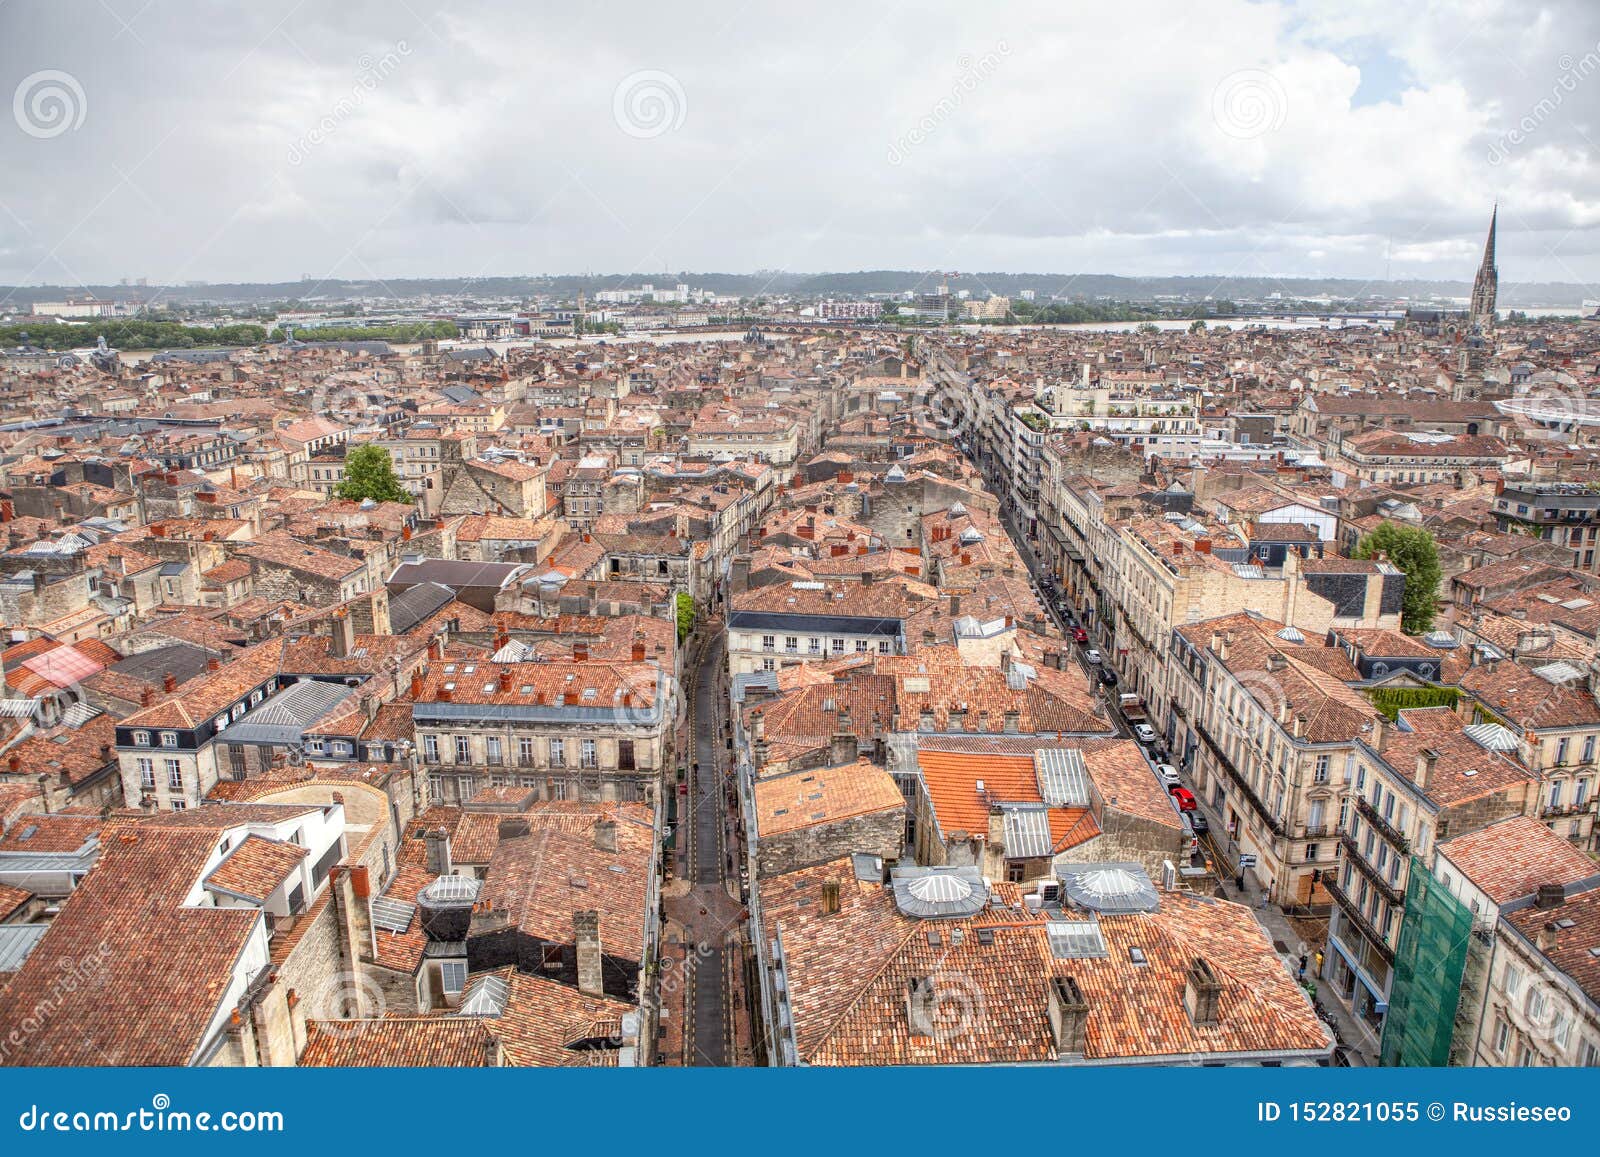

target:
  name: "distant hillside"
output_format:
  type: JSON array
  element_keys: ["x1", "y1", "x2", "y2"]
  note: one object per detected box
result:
[{"x1": 1, "y1": 272, "x2": 1592, "y2": 307}]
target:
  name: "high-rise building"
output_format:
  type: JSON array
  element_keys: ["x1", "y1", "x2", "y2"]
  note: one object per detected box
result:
[{"x1": 1470, "y1": 203, "x2": 1498, "y2": 329}]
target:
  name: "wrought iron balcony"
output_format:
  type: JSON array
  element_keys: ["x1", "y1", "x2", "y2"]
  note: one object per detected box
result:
[
  {"x1": 1195, "y1": 722, "x2": 1286, "y2": 837},
  {"x1": 1323, "y1": 876, "x2": 1397, "y2": 965},
  {"x1": 1355, "y1": 795, "x2": 1411, "y2": 854},
  {"x1": 1338, "y1": 834, "x2": 1407, "y2": 907}
]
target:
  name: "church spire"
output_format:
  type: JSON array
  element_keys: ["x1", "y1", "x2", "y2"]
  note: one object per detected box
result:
[{"x1": 1470, "y1": 203, "x2": 1498, "y2": 329}]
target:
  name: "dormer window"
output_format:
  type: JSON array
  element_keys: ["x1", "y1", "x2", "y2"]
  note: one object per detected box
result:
[
  {"x1": 133, "y1": 730, "x2": 151, "y2": 747},
  {"x1": 159, "y1": 731, "x2": 178, "y2": 748}
]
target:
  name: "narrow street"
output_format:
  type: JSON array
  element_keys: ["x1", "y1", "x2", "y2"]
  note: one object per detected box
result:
[{"x1": 659, "y1": 628, "x2": 748, "y2": 1066}]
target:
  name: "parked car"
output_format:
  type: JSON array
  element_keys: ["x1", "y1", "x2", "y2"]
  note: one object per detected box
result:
[
  {"x1": 1168, "y1": 785, "x2": 1198, "y2": 812},
  {"x1": 1083, "y1": 648, "x2": 1103, "y2": 665},
  {"x1": 1072, "y1": 626, "x2": 1089, "y2": 644},
  {"x1": 1133, "y1": 723, "x2": 1158, "y2": 745},
  {"x1": 1188, "y1": 810, "x2": 1210, "y2": 835},
  {"x1": 1154, "y1": 763, "x2": 1181, "y2": 786},
  {"x1": 1097, "y1": 668, "x2": 1119, "y2": 687}
]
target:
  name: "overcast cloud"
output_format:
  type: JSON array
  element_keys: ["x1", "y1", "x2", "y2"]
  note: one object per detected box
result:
[{"x1": 1, "y1": 0, "x2": 1598, "y2": 288}]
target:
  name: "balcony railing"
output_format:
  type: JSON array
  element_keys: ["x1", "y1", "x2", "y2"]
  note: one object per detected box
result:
[
  {"x1": 1339, "y1": 834, "x2": 1407, "y2": 907},
  {"x1": 1542, "y1": 800, "x2": 1596, "y2": 818},
  {"x1": 1195, "y1": 722, "x2": 1286, "y2": 837},
  {"x1": 1323, "y1": 876, "x2": 1397, "y2": 965},
  {"x1": 1355, "y1": 796, "x2": 1411, "y2": 854}
]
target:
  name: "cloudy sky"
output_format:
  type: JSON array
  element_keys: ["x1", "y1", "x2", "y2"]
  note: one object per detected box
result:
[{"x1": 1, "y1": 0, "x2": 1598, "y2": 289}]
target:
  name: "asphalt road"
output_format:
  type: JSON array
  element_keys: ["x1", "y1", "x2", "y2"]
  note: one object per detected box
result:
[{"x1": 685, "y1": 635, "x2": 730, "y2": 1066}]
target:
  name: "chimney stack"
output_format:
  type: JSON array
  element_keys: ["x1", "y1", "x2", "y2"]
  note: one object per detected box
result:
[
  {"x1": 1046, "y1": 976, "x2": 1089, "y2": 1055},
  {"x1": 162, "y1": 672, "x2": 177, "y2": 693},
  {"x1": 1183, "y1": 957, "x2": 1223, "y2": 1027},
  {"x1": 424, "y1": 828, "x2": 452, "y2": 876},
  {"x1": 1416, "y1": 748, "x2": 1439, "y2": 789},
  {"x1": 820, "y1": 880, "x2": 841, "y2": 915},
  {"x1": 574, "y1": 910, "x2": 604, "y2": 997},
  {"x1": 1535, "y1": 883, "x2": 1567, "y2": 910},
  {"x1": 906, "y1": 976, "x2": 939, "y2": 1037},
  {"x1": 594, "y1": 819, "x2": 617, "y2": 853}
]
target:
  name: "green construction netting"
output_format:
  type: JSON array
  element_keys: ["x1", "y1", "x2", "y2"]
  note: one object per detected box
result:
[{"x1": 1379, "y1": 857, "x2": 1473, "y2": 1066}]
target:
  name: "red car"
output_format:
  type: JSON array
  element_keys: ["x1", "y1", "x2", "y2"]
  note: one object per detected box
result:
[
  {"x1": 1072, "y1": 627, "x2": 1089, "y2": 644},
  {"x1": 1168, "y1": 785, "x2": 1198, "y2": 812}
]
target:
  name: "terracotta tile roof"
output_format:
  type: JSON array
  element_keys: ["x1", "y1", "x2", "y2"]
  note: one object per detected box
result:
[
  {"x1": 1079, "y1": 738, "x2": 1184, "y2": 830},
  {"x1": 0, "y1": 881, "x2": 32, "y2": 921},
  {"x1": 469, "y1": 967, "x2": 632, "y2": 1066},
  {"x1": 298, "y1": 1016, "x2": 499, "y2": 1066},
  {"x1": 1438, "y1": 816, "x2": 1596, "y2": 905},
  {"x1": 203, "y1": 834, "x2": 308, "y2": 902},
  {"x1": 0, "y1": 812, "x2": 102, "y2": 852},
  {"x1": 1459, "y1": 662, "x2": 1600, "y2": 730},
  {"x1": 755, "y1": 759, "x2": 905, "y2": 837},
  {"x1": 477, "y1": 801, "x2": 655, "y2": 962},
  {"x1": 916, "y1": 748, "x2": 1099, "y2": 851},
  {"x1": 0, "y1": 827, "x2": 262, "y2": 1065},
  {"x1": 1505, "y1": 886, "x2": 1600, "y2": 1005},
  {"x1": 762, "y1": 858, "x2": 1331, "y2": 1065},
  {"x1": 1374, "y1": 728, "x2": 1535, "y2": 808}
]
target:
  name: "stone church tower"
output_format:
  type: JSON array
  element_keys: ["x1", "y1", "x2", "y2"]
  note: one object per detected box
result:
[{"x1": 1470, "y1": 204, "x2": 1498, "y2": 329}]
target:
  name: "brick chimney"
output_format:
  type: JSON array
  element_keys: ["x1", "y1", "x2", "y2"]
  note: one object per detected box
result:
[
  {"x1": 330, "y1": 606, "x2": 354, "y2": 659},
  {"x1": 593, "y1": 819, "x2": 617, "y2": 853},
  {"x1": 1046, "y1": 976, "x2": 1089, "y2": 1055},
  {"x1": 162, "y1": 672, "x2": 177, "y2": 693},
  {"x1": 1183, "y1": 957, "x2": 1222, "y2": 1027},
  {"x1": 1416, "y1": 747, "x2": 1439, "y2": 789},
  {"x1": 631, "y1": 640, "x2": 646, "y2": 662},
  {"x1": 424, "y1": 828, "x2": 452, "y2": 876},
  {"x1": 498, "y1": 669, "x2": 513, "y2": 692},
  {"x1": 409, "y1": 671, "x2": 424, "y2": 699},
  {"x1": 906, "y1": 976, "x2": 939, "y2": 1037},
  {"x1": 574, "y1": 910, "x2": 603, "y2": 997}
]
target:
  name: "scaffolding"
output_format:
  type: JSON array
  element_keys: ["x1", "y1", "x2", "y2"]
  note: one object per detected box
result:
[{"x1": 1379, "y1": 857, "x2": 1474, "y2": 1066}]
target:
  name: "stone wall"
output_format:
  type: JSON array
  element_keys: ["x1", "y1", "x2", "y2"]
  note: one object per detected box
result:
[{"x1": 756, "y1": 805, "x2": 904, "y2": 876}]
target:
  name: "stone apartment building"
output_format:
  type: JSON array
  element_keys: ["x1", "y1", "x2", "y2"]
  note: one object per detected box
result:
[
  {"x1": 1324, "y1": 713, "x2": 1538, "y2": 1046},
  {"x1": 411, "y1": 652, "x2": 674, "y2": 806}
]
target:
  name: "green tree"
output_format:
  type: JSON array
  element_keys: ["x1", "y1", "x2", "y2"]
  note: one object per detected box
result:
[
  {"x1": 334, "y1": 445, "x2": 411, "y2": 505},
  {"x1": 675, "y1": 592, "x2": 696, "y2": 644},
  {"x1": 1189, "y1": 318, "x2": 1208, "y2": 333},
  {"x1": 1354, "y1": 522, "x2": 1441, "y2": 633}
]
